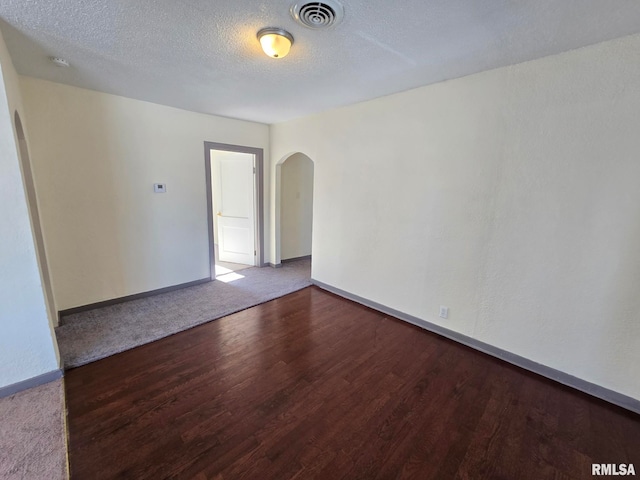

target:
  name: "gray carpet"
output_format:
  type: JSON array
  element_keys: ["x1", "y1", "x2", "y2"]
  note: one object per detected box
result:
[
  {"x1": 56, "y1": 259, "x2": 311, "y2": 369},
  {"x1": 0, "y1": 379, "x2": 68, "y2": 480}
]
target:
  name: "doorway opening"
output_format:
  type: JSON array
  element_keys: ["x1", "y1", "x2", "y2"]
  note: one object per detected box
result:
[
  {"x1": 204, "y1": 142, "x2": 264, "y2": 281},
  {"x1": 275, "y1": 152, "x2": 314, "y2": 266}
]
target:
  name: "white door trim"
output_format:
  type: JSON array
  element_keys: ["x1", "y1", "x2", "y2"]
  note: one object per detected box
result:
[{"x1": 204, "y1": 142, "x2": 265, "y2": 279}]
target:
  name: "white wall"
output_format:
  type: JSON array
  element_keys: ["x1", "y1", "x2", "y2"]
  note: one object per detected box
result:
[
  {"x1": 0, "y1": 29, "x2": 59, "y2": 387},
  {"x1": 20, "y1": 78, "x2": 270, "y2": 310},
  {"x1": 15, "y1": 113, "x2": 57, "y2": 328},
  {"x1": 280, "y1": 153, "x2": 313, "y2": 260},
  {"x1": 271, "y1": 33, "x2": 640, "y2": 401}
]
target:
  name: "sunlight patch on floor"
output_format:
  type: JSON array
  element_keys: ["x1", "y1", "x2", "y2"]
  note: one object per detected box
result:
[
  {"x1": 215, "y1": 264, "x2": 234, "y2": 276},
  {"x1": 215, "y1": 272, "x2": 245, "y2": 283}
]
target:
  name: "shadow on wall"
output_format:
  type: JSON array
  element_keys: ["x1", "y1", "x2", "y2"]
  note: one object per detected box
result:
[
  {"x1": 14, "y1": 112, "x2": 56, "y2": 325},
  {"x1": 276, "y1": 152, "x2": 314, "y2": 264}
]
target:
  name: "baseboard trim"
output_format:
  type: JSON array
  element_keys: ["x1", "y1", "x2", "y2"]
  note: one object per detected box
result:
[
  {"x1": 268, "y1": 262, "x2": 283, "y2": 268},
  {"x1": 312, "y1": 279, "x2": 640, "y2": 415},
  {"x1": 282, "y1": 255, "x2": 311, "y2": 263},
  {"x1": 0, "y1": 369, "x2": 63, "y2": 399},
  {"x1": 59, "y1": 277, "x2": 212, "y2": 323}
]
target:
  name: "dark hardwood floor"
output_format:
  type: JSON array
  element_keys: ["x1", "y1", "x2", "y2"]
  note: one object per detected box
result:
[{"x1": 65, "y1": 286, "x2": 640, "y2": 479}]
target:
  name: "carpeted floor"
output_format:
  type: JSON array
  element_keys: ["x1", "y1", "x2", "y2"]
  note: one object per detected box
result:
[
  {"x1": 56, "y1": 259, "x2": 311, "y2": 369},
  {"x1": 0, "y1": 379, "x2": 68, "y2": 480}
]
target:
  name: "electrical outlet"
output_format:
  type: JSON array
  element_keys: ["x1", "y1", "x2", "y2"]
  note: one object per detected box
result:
[
  {"x1": 154, "y1": 183, "x2": 166, "y2": 193},
  {"x1": 439, "y1": 306, "x2": 449, "y2": 319}
]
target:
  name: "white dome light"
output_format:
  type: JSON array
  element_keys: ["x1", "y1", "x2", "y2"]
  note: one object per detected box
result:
[{"x1": 257, "y1": 28, "x2": 294, "y2": 59}]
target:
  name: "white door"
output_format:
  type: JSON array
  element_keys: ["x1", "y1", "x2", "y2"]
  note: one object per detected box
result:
[{"x1": 211, "y1": 150, "x2": 256, "y2": 265}]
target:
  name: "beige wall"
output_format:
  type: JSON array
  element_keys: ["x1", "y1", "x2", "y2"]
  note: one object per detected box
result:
[
  {"x1": 21, "y1": 77, "x2": 270, "y2": 310},
  {"x1": 271, "y1": 33, "x2": 640, "y2": 401},
  {"x1": 280, "y1": 153, "x2": 313, "y2": 260},
  {"x1": 0, "y1": 29, "x2": 59, "y2": 387}
]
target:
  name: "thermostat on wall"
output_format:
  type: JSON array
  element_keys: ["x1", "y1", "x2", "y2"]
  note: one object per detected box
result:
[{"x1": 154, "y1": 183, "x2": 166, "y2": 193}]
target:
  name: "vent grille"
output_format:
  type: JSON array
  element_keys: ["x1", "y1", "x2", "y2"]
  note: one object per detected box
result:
[{"x1": 291, "y1": 0, "x2": 344, "y2": 29}]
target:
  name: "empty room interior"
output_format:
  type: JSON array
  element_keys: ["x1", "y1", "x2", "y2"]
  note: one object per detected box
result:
[{"x1": 1, "y1": 1, "x2": 640, "y2": 479}]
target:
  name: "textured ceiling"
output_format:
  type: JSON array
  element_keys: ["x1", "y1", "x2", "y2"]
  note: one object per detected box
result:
[{"x1": 2, "y1": 0, "x2": 640, "y2": 124}]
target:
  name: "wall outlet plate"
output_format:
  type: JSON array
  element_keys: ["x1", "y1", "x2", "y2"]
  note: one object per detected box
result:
[
  {"x1": 439, "y1": 306, "x2": 449, "y2": 319},
  {"x1": 154, "y1": 183, "x2": 166, "y2": 193}
]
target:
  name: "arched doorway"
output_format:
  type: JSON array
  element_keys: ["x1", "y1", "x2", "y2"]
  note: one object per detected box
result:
[
  {"x1": 14, "y1": 111, "x2": 56, "y2": 324},
  {"x1": 275, "y1": 152, "x2": 314, "y2": 266}
]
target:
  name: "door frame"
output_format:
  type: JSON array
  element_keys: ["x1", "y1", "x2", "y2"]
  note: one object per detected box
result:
[{"x1": 204, "y1": 141, "x2": 265, "y2": 279}]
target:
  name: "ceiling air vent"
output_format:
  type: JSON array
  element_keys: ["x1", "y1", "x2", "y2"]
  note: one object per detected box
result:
[{"x1": 290, "y1": 0, "x2": 344, "y2": 29}]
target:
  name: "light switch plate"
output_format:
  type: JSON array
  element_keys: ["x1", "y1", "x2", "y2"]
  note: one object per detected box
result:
[{"x1": 154, "y1": 183, "x2": 166, "y2": 193}]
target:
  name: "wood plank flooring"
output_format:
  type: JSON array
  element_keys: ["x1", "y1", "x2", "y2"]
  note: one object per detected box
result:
[{"x1": 65, "y1": 286, "x2": 640, "y2": 479}]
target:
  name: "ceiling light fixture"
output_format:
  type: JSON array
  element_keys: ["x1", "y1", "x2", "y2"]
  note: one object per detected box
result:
[{"x1": 257, "y1": 28, "x2": 294, "y2": 59}]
